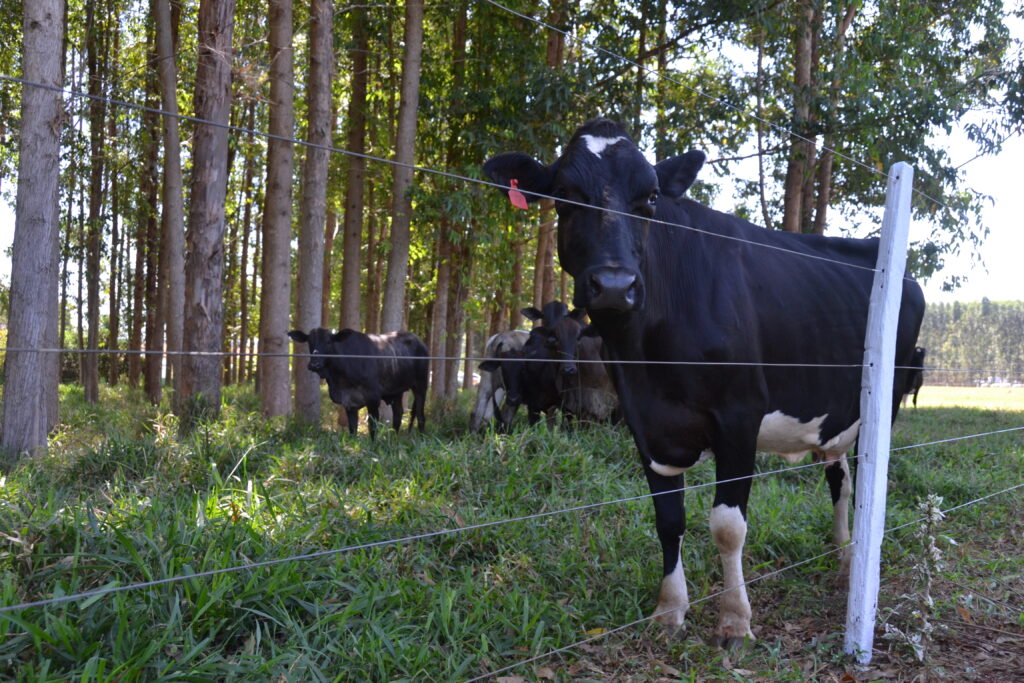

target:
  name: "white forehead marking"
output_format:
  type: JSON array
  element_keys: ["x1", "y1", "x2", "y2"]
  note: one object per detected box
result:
[{"x1": 581, "y1": 134, "x2": 625, "y2": 158}]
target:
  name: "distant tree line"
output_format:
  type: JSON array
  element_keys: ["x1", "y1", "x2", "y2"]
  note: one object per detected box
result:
[{"x1": 917, "y1": 300, "x2": 1024, "y2": 386}]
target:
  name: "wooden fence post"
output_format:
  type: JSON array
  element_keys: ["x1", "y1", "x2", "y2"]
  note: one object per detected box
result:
[{"x1": 845, "y1": 161, "x2": 915, "y2": 662}]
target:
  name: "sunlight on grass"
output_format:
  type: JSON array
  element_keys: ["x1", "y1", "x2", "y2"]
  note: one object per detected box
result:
[{"x1": 914, "y1": 385, "x2": 1024, "y2": 412}]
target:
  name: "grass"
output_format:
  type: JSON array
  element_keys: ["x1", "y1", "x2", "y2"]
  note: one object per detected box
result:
[{"x1": 0, "y1": 384, "x2": 1021, "y2": 680}]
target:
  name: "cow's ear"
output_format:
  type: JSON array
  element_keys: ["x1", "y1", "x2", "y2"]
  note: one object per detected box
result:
[
  {"x1": 479, "y1": 359, "x2": 500, "y2": 372},
  {"x1": 568, "y1": 308, "x2": 588, "y2": 323},
  {"x1": 521, "y1": 307, "x2": 543, "y2": 322},
  {"x1": 287, "y1": 330, "x2": 308, "y2": 343},
  {"x1": 483, "y1": 152, "x2": 555, "y2": 203},
  {"x1": 655, "y1": 150, "x2": 705, "y2": 198}
]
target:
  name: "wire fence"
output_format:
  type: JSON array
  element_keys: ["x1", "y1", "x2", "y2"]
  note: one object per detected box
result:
[{"x1": 2, "y1": 3, "x2": 1020, "y2": 678}]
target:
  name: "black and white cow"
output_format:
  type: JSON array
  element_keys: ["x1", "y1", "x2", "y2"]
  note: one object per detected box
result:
[
  {"x1": 484, "y1": 119, "x2": 925, "y2": 646},
  {"x1": 287, "y1": 327, "x2": 428, "y2": 439},
  {"x1": 471, "y1": 329, "x2": 530, "y2": 432},
  {"x1": 902, "y1": 346, "x2": 926, "y2": 407}
]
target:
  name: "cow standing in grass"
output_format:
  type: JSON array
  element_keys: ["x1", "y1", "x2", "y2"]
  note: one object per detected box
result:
[
  {"x1": 288, "y1": 327, "x2": 428, "y2": 439},
  {"x1": 471, "y1": 329, "x2": 530, "y2": 432},
  {"x1": 484, "y1": 118, "x2": 924, "y2": 646}
]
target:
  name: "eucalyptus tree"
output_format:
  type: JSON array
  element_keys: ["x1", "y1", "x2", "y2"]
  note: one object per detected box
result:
[
  {"x1": 380, "y1": 0, "x2": 424, "y2": 333},
  {"x1": 258, "y1": 0, "x2": 294, "y2": 417},
  {"x1": 3, "y1": 0, "x2": 65, "y2": 457},
  {"x1": 180, "y1": 0, "x2": 236, "y2": 425},
  {"x1": 293, "y1": 0, "x2": 333, "y2": 422}
]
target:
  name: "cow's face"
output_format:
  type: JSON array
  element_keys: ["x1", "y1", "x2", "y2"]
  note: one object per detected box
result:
[
  {"x1": 287, "y1": 327, "x2": 335, "y2": 379},
  {"x1": 485, "y1": 119, "x2": 704, "y2": 315}
]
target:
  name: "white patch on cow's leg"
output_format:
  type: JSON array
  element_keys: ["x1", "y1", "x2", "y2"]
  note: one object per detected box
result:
[
  {"x1": 581, "y1": 134, "x2": 625, "y2": 158},
  {"x1": 831, "y1": 453, "x2": 853, "y2": 584},
  {"x1": 709, "y1": 504, "x2": 754, "y2": 644},
  {"x1": 652, "y1": 544, "x2": 688, "y2": 629}
]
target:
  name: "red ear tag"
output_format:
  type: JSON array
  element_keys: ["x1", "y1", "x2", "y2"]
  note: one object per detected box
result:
[{"x1": 508, "y1": 178, "x2": 529, "y2": 210}]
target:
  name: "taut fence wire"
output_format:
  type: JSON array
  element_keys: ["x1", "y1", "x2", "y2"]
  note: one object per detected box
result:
[{"x1": 1, "y1": 425, "x2": 1019, "y2": 618}]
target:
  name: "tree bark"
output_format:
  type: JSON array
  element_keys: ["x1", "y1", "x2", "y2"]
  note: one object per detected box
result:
[
  {"x1": 83, "y1": 0, "x2": 106, "y2": 403},
  {"x1": 258, "y1": 0, "x2": 294, "y2": 417},
  {"x1": 154, "y1": 0, "x2": 186, "y2": 404},
  {"x1": 380, "y1": 0, "x2": 424, "y2": 333},
  {"x1": 2, "y1": 0, "x2": 65, "y2": 457},
  {"x1": 782, "y1": 0, "x2": 816, "y2": 233},
  {"x1": 180, "y1": 0, "x2": 236, "y2": 425},
  {"x1": 339, "y1": 4, "x2": 369, "y2": 331},
  {"x1": 143, "y1": 91, "x2": 163, "y2": 405},
  {"x1": 293, "y1": 0, "x2": 333, "y2": 423}
]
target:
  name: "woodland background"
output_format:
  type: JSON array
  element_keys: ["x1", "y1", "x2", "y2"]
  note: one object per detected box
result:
[{"x1": 1, "y1": 0, "x2": 1022, "y2": 452}]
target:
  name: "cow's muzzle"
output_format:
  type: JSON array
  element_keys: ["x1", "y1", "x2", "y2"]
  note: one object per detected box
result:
[{"x1": 584, "y1": 266, "x2": 642, "y2": 313}]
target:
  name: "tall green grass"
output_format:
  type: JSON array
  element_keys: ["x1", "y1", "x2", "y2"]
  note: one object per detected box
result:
[{"x1": 0, "y1": 385, "x2": 1020, "y2": 680}]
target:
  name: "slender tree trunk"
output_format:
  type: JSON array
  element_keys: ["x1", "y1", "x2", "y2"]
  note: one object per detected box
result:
[
  {"x1": 180, "y1": 0, "x2": 236, "y2": 425},
  {"x1": 293, "y1": 0, "x2": 333, "y2": 422},
  {"x1": 339, "y1": 4, "x2": 369, "y2": 331},
  {"x1": 365, "y1": 180, "x2": 381, "y2": 333},
  {"x1": 813, "y1": 3, "x2": 858, "y2": 236},
  {"x1": 510, "y1": 238, "x2": 524, "y2": 329},
  {"x1": 143, "y1": 93, "x2": 162, "y2": 405},
  {"x1": 105, "y1": 21, "x2": 122, "y2": 386},
  {"x1": 237, "y1": 113, "x2": 256, "y2": 384},
  {"x1": 258, "y1": 0, "x2": 294, "y2": 416},
  {"x1": 83, "y1": 0, "x2": 106, "y2": 403},
  {"x1": 782, "y1": 0, "x2": 818, "y2": 233},
  {"x1": 429, "y1": 227, "x2": 451, "y2": 399},
  {"x1": 756, "y1": 26, "x2": 774, "y2": 231},
  {"x1": 380, "y1": 0, "x2": 424, "y2": 332},
  {"x1": 129, "y1": 141, "x2": 147, "y2": 388},
  {"x1": 322, "y1": 206, "x2": 336, "y2": 325},
  {"x1": 2, "y1": 0, "x2": 65, "y2": 457},
  {"x1": 154, "y1": 0, "x2": 186, "y2": 404}
]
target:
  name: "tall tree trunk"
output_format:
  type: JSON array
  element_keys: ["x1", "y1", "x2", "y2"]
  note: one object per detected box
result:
[
  {"x1": 429, "y1": 227, "x2": 452, "y2": 399},
  {"x1": 180, "y1": 0, "x2": 236, "y2": 425},
  {"x1": 143, "y1": 92, "x2": 162, "y2": 405},
  {"x1": 237, "y1": 112, "x2": 256, "y2": 384},
  {"x1": 258, "y1": 0, "x2": 295, "y2": 417},
  {"x1": 83, "y1": 0, "x2": 106, "y2": 403},
  {"x1": 154, "y1": 0, "x2": 186, "y2": 404},
  {"x1": 510, "y1": 237, "x2": 524, "y2": 329},
  {"x1": 339, "y1": 4, "x2": 369, "y2": 331},
  {"x1": 782, "y1": 0, "x2": 816, "y2": 233},
  {"x1": 380, "y1": 0, "x2": 424, "y2": 333},
  {"x1": 364, "y1": 180, "x2": 381, "y2": 333},
  {"x1": 293, "y1": 0, "x2": 333, "y2": 423},
  {"x1": 2, "y1": 0, "x2": 65, "y2": 457},
  {"x1": 322, "y1": 206, "x2": 336, "y2": 325},
  {"x1": 813, "y1": 3, "x2": 858, "y2": 236},
  {"x1": 105, "y1": 21, "x2": 122, "y2": 386},
  {"x1": 129, "y1": 128, "x2": 148, "y2": 389}
]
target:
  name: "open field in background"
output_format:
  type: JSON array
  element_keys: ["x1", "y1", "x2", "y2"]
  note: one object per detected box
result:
[
  {"x1": 0, "y1": 384, "x2": 1020, "y2": 681},
  {"x1": 913, "y1": 385, "x2": 1024, "y2": 412}
]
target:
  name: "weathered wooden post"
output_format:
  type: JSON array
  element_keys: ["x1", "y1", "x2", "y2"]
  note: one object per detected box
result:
[{"x1": 845, "y1": 161, "x2": 915, "y2": 662}]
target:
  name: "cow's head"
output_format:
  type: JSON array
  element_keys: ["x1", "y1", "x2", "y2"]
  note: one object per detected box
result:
[
  {"x1": 287, "y1": 327, "x2": 337, "y2": 378},
  {"x1": 484, "y1": 119, "x2": 704, "y2": 315}
]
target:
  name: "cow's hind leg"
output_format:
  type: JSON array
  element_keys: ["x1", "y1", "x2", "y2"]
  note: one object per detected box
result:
[
  {"x1": 412, "y1": 386, "x2": 426, "y2": 432},
  {"x1": 366, "y1": 402, "x2": 380, "y2": 441},
  {"x1": 642, "y1": 466, "x2": 689, "y2": 632},
  {"x1": 824, "y1": 452, "x2": 852, "y2": 584}
]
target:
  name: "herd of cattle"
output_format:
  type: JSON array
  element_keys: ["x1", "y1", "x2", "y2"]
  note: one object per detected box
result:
[{"x1": 290, "y1": 118, "x2": 930, "y2": 647}]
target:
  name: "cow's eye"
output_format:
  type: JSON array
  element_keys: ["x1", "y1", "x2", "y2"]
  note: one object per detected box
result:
[{"x1": 648, "y1": 191, "x2": 659, "y2": 206}]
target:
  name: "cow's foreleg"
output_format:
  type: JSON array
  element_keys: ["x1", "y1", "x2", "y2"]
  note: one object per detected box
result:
[
  {"x1": 345, "y1": 407, "x2": 360, "y2": 436},
  {"x1": 710, "y1": 449, "x2": 755, "y2": 647},
  {"x1": 824, "y1": 452, "x2": 852, "y2": 583},
  {"x1": 366, "y1": 402, "x2": 380, "y2": 440},
  {"x1": 388, "y1": 396, "x2": 404, "y2": 432},
  {"x1": 642, "y1": 466, "x2": 689, "y2": 631}
]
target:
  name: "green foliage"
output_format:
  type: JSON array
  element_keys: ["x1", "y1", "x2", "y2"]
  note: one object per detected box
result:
[
  {"x1": 0, "y1": 384, "x2": 1021, "y2": 679},
  {"x1": 918, "y1": 299, "x2": 1024, "y2": 385}
]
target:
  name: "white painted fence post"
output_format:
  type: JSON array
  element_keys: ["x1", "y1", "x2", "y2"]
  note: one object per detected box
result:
[{"x1": 845, "y1": 162, "x2": 915, "y2": 662}]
